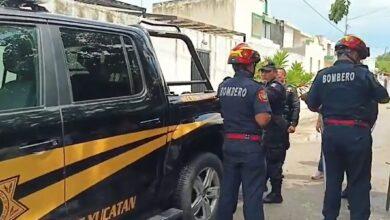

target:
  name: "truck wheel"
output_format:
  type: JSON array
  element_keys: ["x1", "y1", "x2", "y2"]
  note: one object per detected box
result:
[{"x1": 175, "y1": 153, "x2": 222, "y2": 220}]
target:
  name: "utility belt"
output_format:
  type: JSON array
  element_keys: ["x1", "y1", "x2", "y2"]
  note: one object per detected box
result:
[
  {"x1": 324, "y1": 119, "x2": 370, "y2": 128},
  {"x1": 226, "y1": 133, "x2": 261, "y2": 142}
]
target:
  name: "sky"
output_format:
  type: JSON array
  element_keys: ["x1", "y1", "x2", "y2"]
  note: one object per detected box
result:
[{"x1": 122, "y1": 0, "x2": 390, "y2": 57}]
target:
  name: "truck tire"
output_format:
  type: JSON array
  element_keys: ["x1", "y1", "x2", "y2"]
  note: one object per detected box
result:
[{"x1": 175, "y1": 153, "x2": 222, "y2": 220}]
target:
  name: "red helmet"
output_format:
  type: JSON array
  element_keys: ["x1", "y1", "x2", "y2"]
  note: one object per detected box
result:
[
  {"x1": 335, "y1": 35, "x2": 370, "y2": 59},
  {"x1": 228, "y1": 43, "x2": 261, "y2": 65}
]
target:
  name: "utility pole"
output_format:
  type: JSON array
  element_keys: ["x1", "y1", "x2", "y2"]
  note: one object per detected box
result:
[{"x1": 344, "y1": 15, "x2": 349, "y2": 35}]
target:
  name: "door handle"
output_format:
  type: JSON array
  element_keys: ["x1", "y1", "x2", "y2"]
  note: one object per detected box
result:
[
  {"x1": 20, "y1": 139, "x2": 60, "y2": 152},
  {"x1": 140, "y1": 118, "x2": 161, "y2": 125}
]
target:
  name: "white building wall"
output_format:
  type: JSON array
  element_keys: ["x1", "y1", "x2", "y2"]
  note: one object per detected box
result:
[
  {"x1": 233, "y1": 0, "x2": 279, "y2": 57},
  {"x1": 286, "y1": 53, "x2": 305, "y2": 67},
  {"x1": 153, "y1": 0, "x2": 236, "y2": 30},
  {"x1": 303, "y1": 40, "x2": 327, "y2": 73},
  {"x1": 363, "y1": 57, "x2": 376, "y2": 72},
  {"x1": 151, "y1": 28, "x2": 236, "y2": 94},
  {"x1": 233, "y1": 0, "x2": 266, "y2": 40},
  {"x1": 43, "y1": 0, "x2": 140, "y2": 25},
  {"x1": 283, "y1": 26, "x2": 294, "y2": 48}
]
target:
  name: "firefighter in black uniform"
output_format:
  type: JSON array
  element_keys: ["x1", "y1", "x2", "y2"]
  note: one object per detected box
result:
[
  {"x1": 277, "y1": 68, "x2": 300, "y2": 153},
  {"x1": 341, "y1": 63, "x2": 379, "y2": 200},
  {"x1": 260, "y1": 61, "x2": 288, "y2": 204},
  {"x1": 217, "y1": 43, "x2": 272, "y2": 220},
  {"x1": 306, "y1": 35, "x2": 389, "y2": 220}
]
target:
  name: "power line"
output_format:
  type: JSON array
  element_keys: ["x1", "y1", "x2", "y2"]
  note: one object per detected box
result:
[
  {"x1": 302, "y1": 0, "x2": 344, "y2": 34},
  {"x1": 349, "y1": 8, "x2": 388, "y2": 21}
]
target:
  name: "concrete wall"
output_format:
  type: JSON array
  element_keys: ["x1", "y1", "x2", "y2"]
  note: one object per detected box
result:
[
  {"x1": 151, "y1": 28, "x2": 237, "y2": 94},
  {"x1": 283, "y1": 27, "x2": 334, "y2": 73},
  {"x1": 303, "y1": 39, "x2": 326, "y2": 73},
  {"x1": 363, "y1": 57, "x2": 376, "y2": 72},
  {"x1": 293, "y1": 30, "x2": 309, "y2": 48},
  {"x1": 153, "y1": 0, "x2": 279, "y2": 60},
  {"x1": 233, "y1": 0, "x2": 280, "y2": 57},
  {"x1": 233, "y1": 0, "x2": 266, "y2": 39},
  {"x1": 283, "y1": 25, "x2": 294, "y2": 48},
  {"x1": 285, "y1": 42, "x2": 326, "y2": 73},
  {"x1": 153, "y1": 0, "x2": 235, "y2": 30},
  {"x1": 377, "y1": 75, "x2": 390, "y2": 94},
  {"x1": 43, "y1": 0, "x2": 139, "y2": 25},
  {"x1": 285, "y1": 52, "x2": 305, "y2": 68}
]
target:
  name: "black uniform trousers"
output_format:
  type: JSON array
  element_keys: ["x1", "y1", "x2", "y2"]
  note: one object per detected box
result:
[
  {"x1": 322, "y1": 125, "x2": 372, "y2": 220},
  {"x1": 281, "y1": 130, "x2": 290, "y2": 164},
  {"x1": 264, "y1": 122, "x2": 287, "y2": 190},
  {"x1": 217, "y1": 139, "x2": 266, "y2": 220}
]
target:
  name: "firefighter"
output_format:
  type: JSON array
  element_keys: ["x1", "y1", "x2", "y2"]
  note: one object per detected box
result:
[
  {"x1": 260, "y1": 61, "x2": 288, "y2": 204},
  {"x1": 306, "y1": 35, "x2": 389, "y2": 220},
  {"x1": 217, "y1": 43, "x2": 272, "y2": 220}
]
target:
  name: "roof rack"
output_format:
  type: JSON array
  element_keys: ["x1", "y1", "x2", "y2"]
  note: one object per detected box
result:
[
  {"x1": 139, "y1": 20, "x2": 181, "y2": 33},
  {"x1": 139, "y1": 20, "x2": 213, "y2": 91}
]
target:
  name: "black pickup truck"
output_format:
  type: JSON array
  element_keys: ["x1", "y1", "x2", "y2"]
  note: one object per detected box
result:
[{"x1": 0, "y1": 3, "x2": 224, "y2": 220}]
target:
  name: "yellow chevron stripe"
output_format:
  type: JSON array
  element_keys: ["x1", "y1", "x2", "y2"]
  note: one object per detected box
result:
[
  {"x1": 64, "y1": 127, "x2": 168, "y2": 165},
  {"x1": 18, "y1": 135, "x2": 168, "y2": 219},
  {"x1": 17, "y1": 119, "x2": 220, "y2": 219},
  {"x1": 19, "y1": 181, "x2": 64, "y2": 220},
  {"x1": 0, "y1": 127, "x2": 168, "y2": 185},
  {"x1": 65, "y1": 135, "x2": 168, "y2": 201},
  {"x1": 0, "y1": 148, "x2": 64, "y2": 184},
  {"x1": 171, "y1": 122, "x2": 206, "y2": 140}
]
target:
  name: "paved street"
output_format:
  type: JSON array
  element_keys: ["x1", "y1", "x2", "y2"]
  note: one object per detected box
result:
[{"x1": 234, "y1": 104, "x2": 390, "y2": 220}]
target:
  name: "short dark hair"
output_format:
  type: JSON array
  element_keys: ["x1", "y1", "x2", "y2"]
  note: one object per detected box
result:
[
  {"x1": 232, "y1": 63, "x2": 246, "y2": 72},
  {"x1": 277, "y1": 68, "x2": 287, "y2": 75}
]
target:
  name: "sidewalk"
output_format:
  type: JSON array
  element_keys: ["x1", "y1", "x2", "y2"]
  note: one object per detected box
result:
[{"x1": 233, "y1": 104, "x2": 390, "y2": 220}]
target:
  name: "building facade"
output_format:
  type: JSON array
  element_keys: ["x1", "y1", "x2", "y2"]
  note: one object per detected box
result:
[
  {"x1": 153, "y1": 0, "x2": 281, "y2": 57},
  {"x1": 153, "y1": 0, "x2": 336, "y2": 73},
  {"x1": 43, "y1": 0, "x2": 142, "y2": 25},
  {"x1": 283, "y1": 23, "x2": 335, "y2": 73},
  {"x1": 42, "y1": 0, "x2": 336, "y2": 92}
]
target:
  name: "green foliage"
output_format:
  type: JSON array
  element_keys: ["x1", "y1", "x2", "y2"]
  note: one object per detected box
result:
[
  {"x1": 272, "y1": 50, "x2": 289, "y2": 69},
  {"x1": 286, "y1": 62, "x2": 314, "y2": 88},
  {"x1": 329, "y1": 0, "x2": 351, "y2": 24},
  {"x1": 254, "y1": 51, "x2": 314, "y2": 88},
  {"x1": 376, "y1": 52, "x2": 390, "y2": 75}
]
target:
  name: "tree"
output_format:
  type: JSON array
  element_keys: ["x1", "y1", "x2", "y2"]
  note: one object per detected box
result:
[
  {"x1": 271, "y1": 50, "x2": 289, "y2": 69},
  {"x1": 329, "y1": 0, "x2": 351, "y2": 24},
  {"x1": 376, "y1": 53, "x2": 390, "y2": 75},
  {"x1": 286, "y1": 62, "x2": 314, "y2": 88},
  {"x1": 254, "y1": 51, "x2": 314, "y2": 90}
]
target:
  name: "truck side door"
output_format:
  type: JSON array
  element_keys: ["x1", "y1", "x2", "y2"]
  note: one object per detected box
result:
[
  {"x1": 0, "y1": 22, "x2": 65, "y2": 219},
  {"x1": 51, "y1": 25, "x2": 169, "y2": 219}
]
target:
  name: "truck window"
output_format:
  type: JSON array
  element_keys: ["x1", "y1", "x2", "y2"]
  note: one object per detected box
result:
[
  {"x1": 0, "y1": 25, "x2": 40, "y2": 111},
  {"x1": 60, "y1": 28, "x2": 143, "y2": 102},
  {"x1": 123, "y1": 37, "x2": 143, "y2": 94}
]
